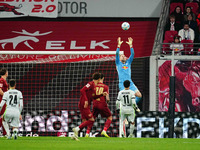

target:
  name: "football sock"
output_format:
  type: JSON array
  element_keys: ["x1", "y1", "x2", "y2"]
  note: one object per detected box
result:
[
  {"x1": 13, "y1": 128, "x2": 18, "y2": 135},
  {"x1": 103, "y1": 119, "x2": 112, "y2": 132},
  {"x1": 130, "y1": 124, "x2": 135, "y2": 135},
  {"x1": 86, "y1": 120, "x2": 94, "y2": 134},
  {"x1": 2, "y1": 121, "x2": 10, "y2": 136}
]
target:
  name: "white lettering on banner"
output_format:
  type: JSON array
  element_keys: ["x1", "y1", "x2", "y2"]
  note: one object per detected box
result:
[
  {"x1": 45, "y1": 40, "x2": 110, "y2": 50},
  {"x1": 1, "y1": 111, "x2": 199, "y2": 138},
  {"x1": 58, "y1": 1, "x2": 87, "y2": 14},
  {"x1": 70, "y1": 41, "x2": 86, "y2": 49},
  {"x1": 90, "y1": 40, "x2": 110, "y2": 49},
  {"x1": 21, "y1": 111, "x2": 68, "y2": 132},
  {"x1": 137, "y1": 117, "x2": 155, "y2": 138},
  {"x1": 25, "y1": 116, "x2": 46, "y2": 132},
  {"x1": 26, "y1": 132, "x2": 39, "y2": 137},
  {"x1": 183, "y1": 118, "x2": 200, "y2": 138},
  {"x1": 159, "y1": 118, "x2": 168, "y2": 138},
  {"x1": 158, "y1": 118, "x2": 180, "y2": 138},
  {"x1": 68, "y1": 132, "x2": 98, "y2": 137},
  {"x1": 0, "y1": 30, "x2": 111, "y2": 50},
  {"x1": 46, "y1": 41, "x2": 65, "y2": 49}
]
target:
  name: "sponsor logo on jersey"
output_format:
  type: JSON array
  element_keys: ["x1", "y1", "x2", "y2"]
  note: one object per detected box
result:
[{"x1": 122, "y1": 66, "x2": 128, "y2": 70}]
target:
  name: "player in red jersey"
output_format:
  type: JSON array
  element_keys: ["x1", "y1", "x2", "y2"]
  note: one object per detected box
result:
[
  {"x1": 0, "y1": 68, "x2": 8, "y2": 136},
  {"x1": 90, "y1": 73, "x2": 112, "y2": 138},
  {"x1": 72, "y1": 72, "x2": 101, "y2": 141}
]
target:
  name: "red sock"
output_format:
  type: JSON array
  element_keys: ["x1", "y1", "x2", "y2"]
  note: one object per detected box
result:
[
  {"x1": 79, "y1": 120, "x2": 93, "y2": 130},
  {"x1": 86, "y1": 120, "x2": 94, "y2": 134},
  {"x1": 103, "y1": 119, "x2": 112, "y2": 131}
]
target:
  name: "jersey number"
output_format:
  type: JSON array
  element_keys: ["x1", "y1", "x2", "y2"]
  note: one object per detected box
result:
[
  {"x1": 9, "y1": 95, "x2": 17, "y2": 106},
  {"x1": 123, "y1": 95, "x2": 130, "y2": 106},
  {"x1": 96, "y1": 87, "x2": 104, "y2": 95}
]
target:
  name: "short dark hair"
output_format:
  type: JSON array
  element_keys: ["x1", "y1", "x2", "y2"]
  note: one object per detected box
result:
[
  {"x1": 184, "y1": 22, "x2": 189, "y2": 26},
  {"x1": 0, "y1": 68, "x2": 7, "y2": 76},
  {"x1": 169, "y1": 15, "x2": 175, "y2": 19},
  {"x1": 123, "y1": 80, "x2": 130, "y2": 88},
  {"x1": 174, "y1": 35, "x2": 181, "y2": 41},
  {"x1": 9, "y1": 79, "x2": 16, "y2": 87},
  {"x1": 99, "y1": 73, "x2": 104, "y2": 79},
  {"x1": 92, "y1": 72, "x2": 100, "y2": 80}
]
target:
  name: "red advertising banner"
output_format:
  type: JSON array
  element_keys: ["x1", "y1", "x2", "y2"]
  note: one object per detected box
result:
[
  {"x1": 0, "y1": 21, "x2": 157, "y2": 63},
  {"x1": 159, "y1": 60, "x2": 200, "y2": 112}
]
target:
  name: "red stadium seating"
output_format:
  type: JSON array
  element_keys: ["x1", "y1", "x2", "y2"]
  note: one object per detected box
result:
[
  {"x1": 162, "y1": 40, "x2": 171, "y2": 54},
  {"x1": 185, "y1": 2, "x2": 199, "y2": 16},
  {"x1": 181, "y1": 39, "x2": 193, "y2": 55},
  {"x1": 170, "y1": 3, "x2": 184, "y2": 14},
  {"x1": 164, "y1": 31, "x2": 178, "y2": 43}
]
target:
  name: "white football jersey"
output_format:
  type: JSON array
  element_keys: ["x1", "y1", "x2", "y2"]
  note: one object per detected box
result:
[
  {"x1": 2, "y1": 89, "x2": 23, "y2": 112},
  {"x1": 117, "y1": 89, "x2": 136, "y2": 114}
]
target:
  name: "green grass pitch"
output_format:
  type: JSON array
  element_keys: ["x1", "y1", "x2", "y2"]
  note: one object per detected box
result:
[{"x1": 0, "y1": 137, "x2": 200, "y2": 150}]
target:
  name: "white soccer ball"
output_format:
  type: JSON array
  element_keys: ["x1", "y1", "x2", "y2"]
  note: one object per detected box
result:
[{"x1": 121, "y1": 22, "x2": 130, "y2": 30}]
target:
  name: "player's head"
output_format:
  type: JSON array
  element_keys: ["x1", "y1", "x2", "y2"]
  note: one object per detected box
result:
[
  {"x1": 99, "y1": 73, "x2": 104, "y2": 82},
  {"x1": 92, "y1": 72, "x2": 101, "y2": 81},
  {"x1": 120, "y1": 54, "x2": 127, "y2": 63},
  {"x1": 0, "y1": 68, "x2": 8, "y2": 77},
  {"x1": 9, "y1": 79, "x2": 16, "y2": 88},
  {"x1": 123, "y1": 80, "x2": 130, "y2": 89}
]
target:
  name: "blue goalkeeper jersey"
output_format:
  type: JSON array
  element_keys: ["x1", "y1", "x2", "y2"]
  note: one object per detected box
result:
[{"x1": 115, "y1": 47, "x2": 134, "y2": 83}]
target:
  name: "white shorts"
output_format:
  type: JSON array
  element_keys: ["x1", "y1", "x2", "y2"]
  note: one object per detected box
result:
[
  {"x1": 120, "y1": 110, "x2": 135, "y2": 123},
  {"x1": 4, "y1": 109, "x2": 20, "y2": 127}
]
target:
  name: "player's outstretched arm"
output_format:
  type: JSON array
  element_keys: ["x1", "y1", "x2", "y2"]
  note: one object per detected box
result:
[
  {"x1": 126, "y1": 37, "x2": 134, "y2": 63},
  {"x1": 116, "y1": 37, "x2": 123, "y2": 64}
]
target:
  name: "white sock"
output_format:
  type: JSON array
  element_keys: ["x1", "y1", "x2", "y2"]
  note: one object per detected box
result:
[
  {"x1": 120, "y1": 120, "x2": 123, "y2": 137},
  {"x1": 76, "y1": 126, "x2": 80, "y2": 131},
  {"x1": 130, "y1": 124, "x2": 135, "y2": 135},
  {"x1": 13, "y1": 128, "x2": 18, "y2": 135},
  {"x1": 2, "y1": 121, "x2": 10, "y2": 136}
]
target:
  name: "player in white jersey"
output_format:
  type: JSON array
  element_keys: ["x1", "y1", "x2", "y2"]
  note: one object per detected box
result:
[
  {"x1": 116, "y1": 80, "x2": 140, "y2": 138},
  {"x1": 0, "y1": 79, "x2": 23, "y2": 139}
]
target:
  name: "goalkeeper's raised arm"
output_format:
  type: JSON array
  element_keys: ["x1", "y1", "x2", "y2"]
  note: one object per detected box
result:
[{"x1": 115, "y1": 37, "x2": 142, "y2": 103}]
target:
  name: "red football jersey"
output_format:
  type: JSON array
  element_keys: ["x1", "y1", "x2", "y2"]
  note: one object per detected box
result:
[
  {"x1": 0, "y1": 77, "x2": 8, "y2": 101},
  {"x1": 93, "y1": 82, "x2": 109, "y2": 104},
  {"x1": 79, "y1": 81, "x2": 96, "y2": 109}
]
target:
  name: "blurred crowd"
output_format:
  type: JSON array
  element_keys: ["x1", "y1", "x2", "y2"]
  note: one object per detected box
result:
[{"x1": 163, "y1": 0, "x2": 200, "y2": 55}]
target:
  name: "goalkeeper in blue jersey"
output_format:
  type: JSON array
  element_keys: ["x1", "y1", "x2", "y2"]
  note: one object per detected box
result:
[{"x1": 115, "y1": 37, "x2": 142, "y2": 103}]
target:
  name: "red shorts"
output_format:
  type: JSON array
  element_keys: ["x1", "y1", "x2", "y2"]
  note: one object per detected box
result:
[
  {"x1": 92, "y1": 102, "x2": 112, "y2": 118},
  {"x1": 0, "y1": 104, "x2": 6, "y2": 116},
  {"x1": 79, "y1": 108, "x2": 93, "y2": 120}
]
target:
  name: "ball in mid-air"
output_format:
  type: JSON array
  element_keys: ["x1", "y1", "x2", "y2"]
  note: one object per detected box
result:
[{"x1": 121, "y1": 22, "x2": 130, "y2": 30}]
